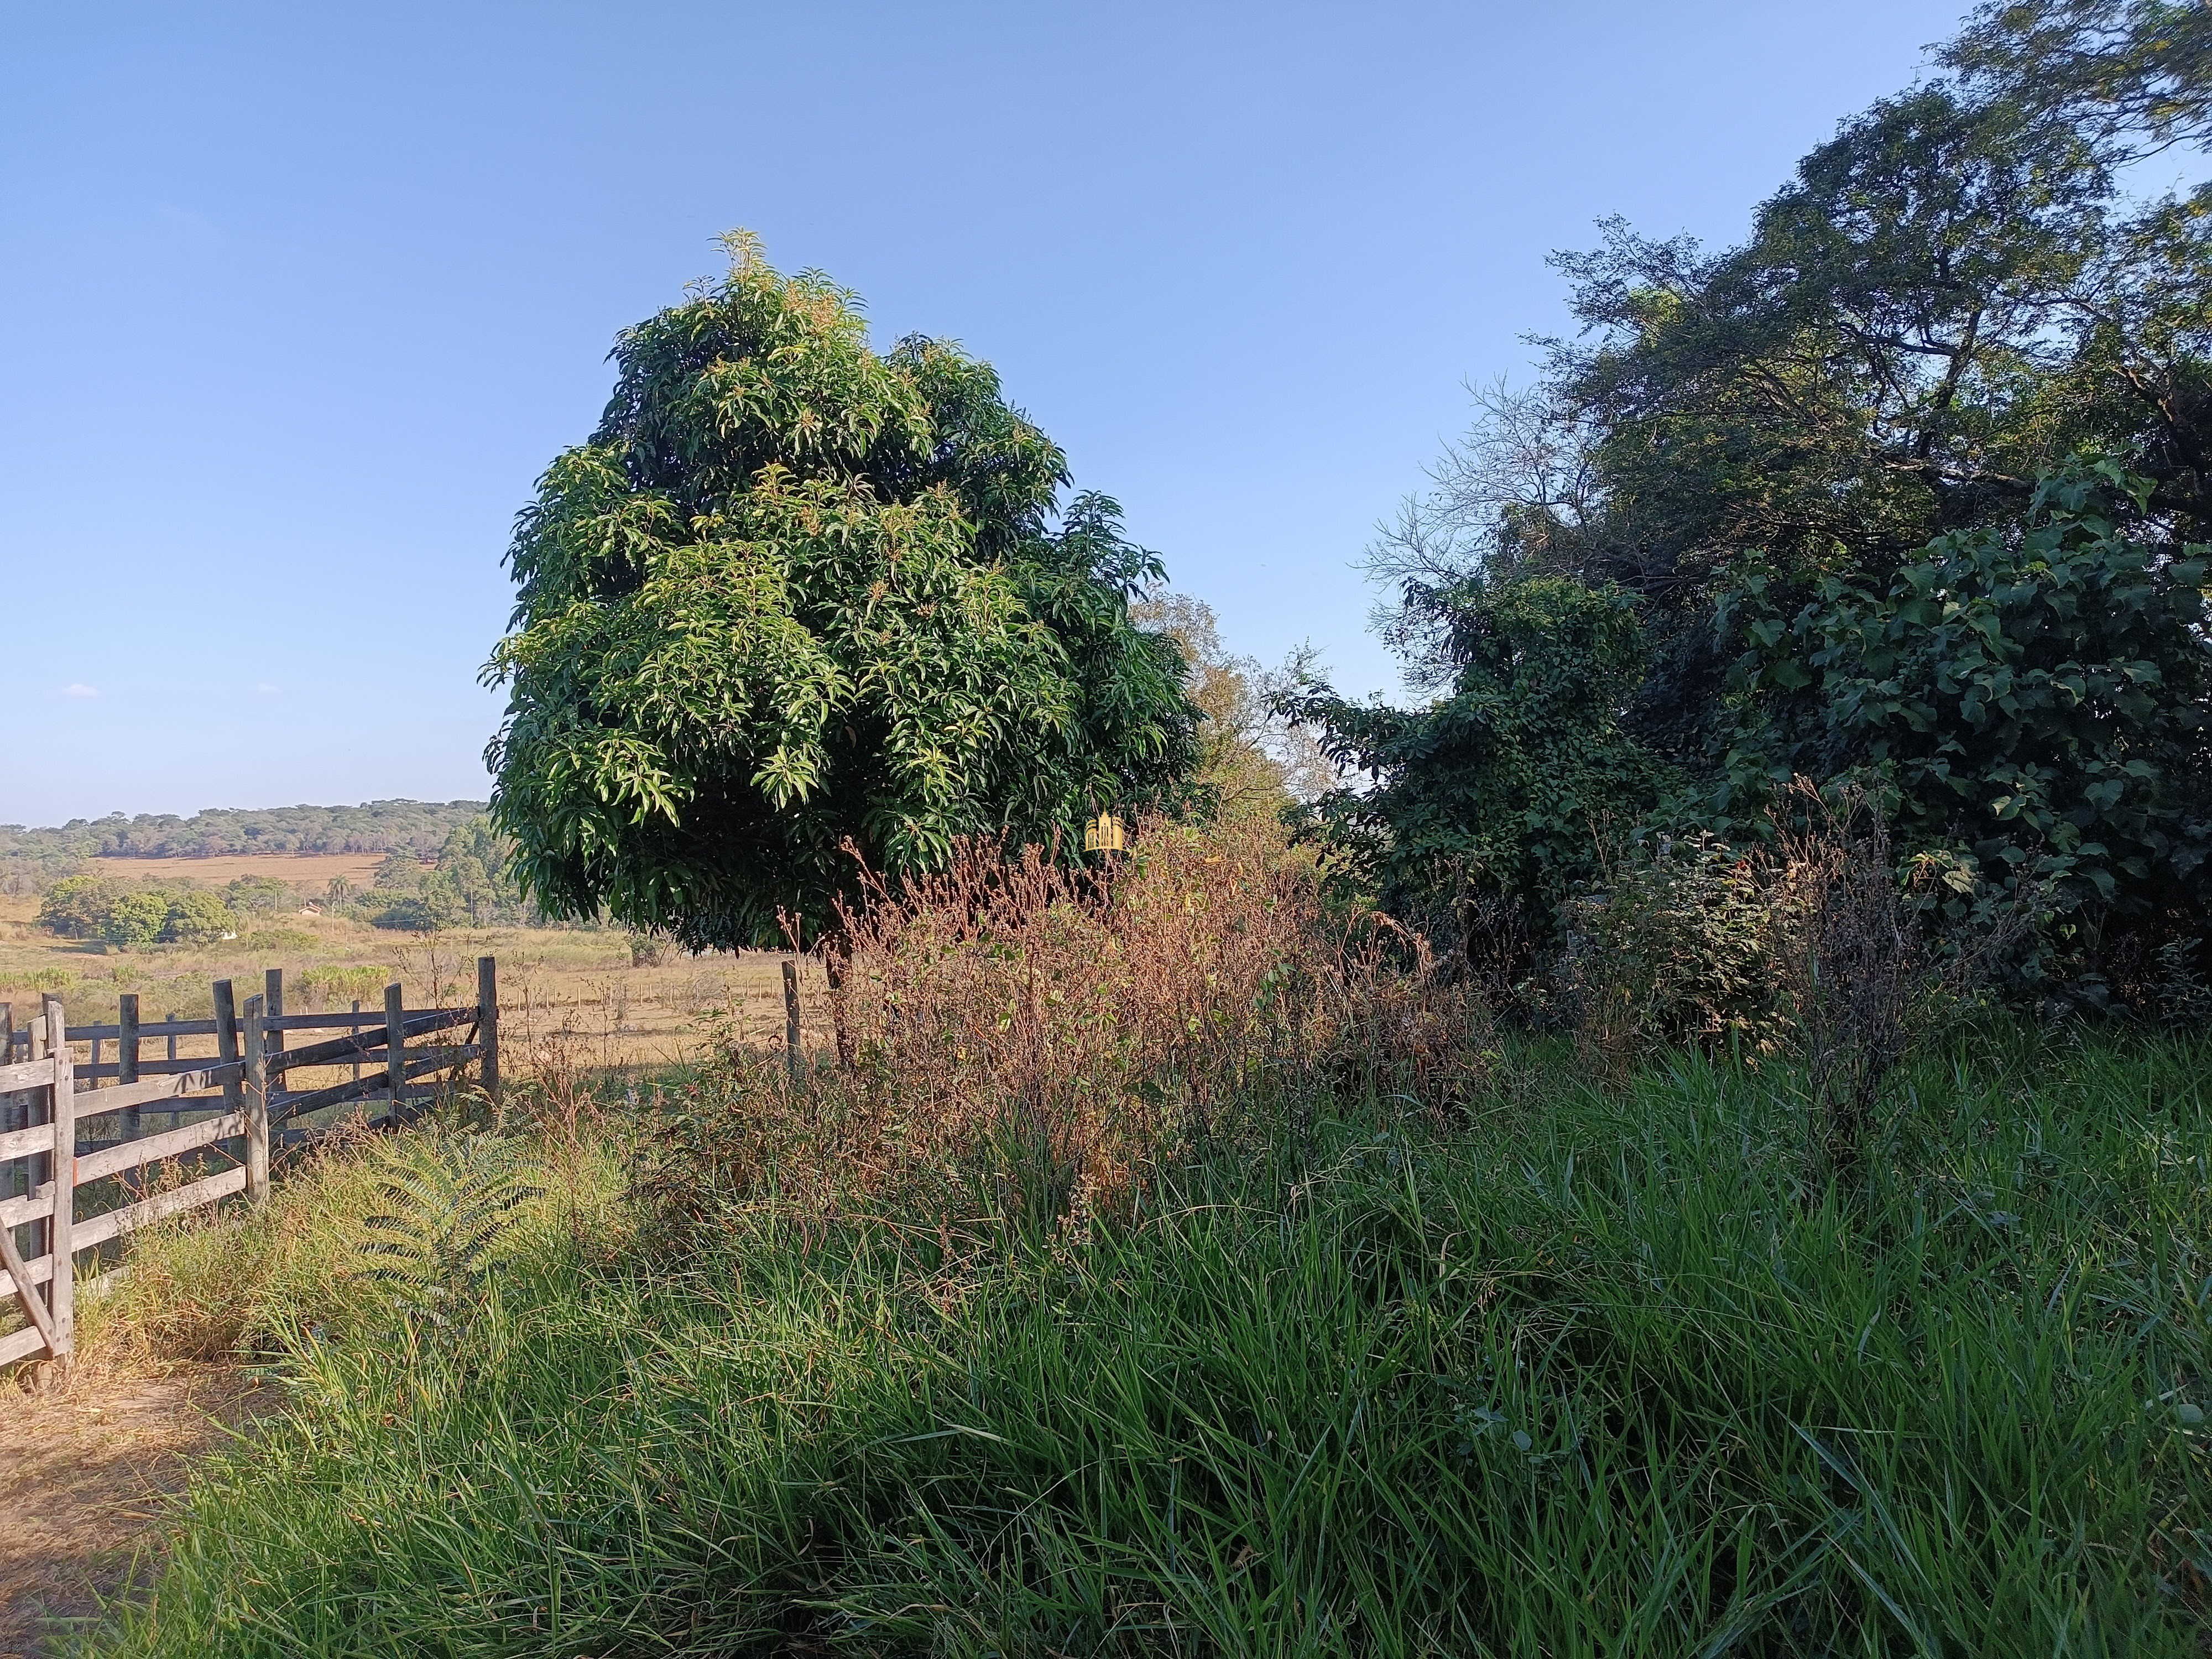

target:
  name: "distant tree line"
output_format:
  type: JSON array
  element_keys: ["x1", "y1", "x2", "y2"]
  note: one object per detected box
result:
[
  {"x1": 32, "y1": 816, "x2": 554, "y2": 943},
  {"x1": 1, "y1": 801, "x2": 488, "y2": 896}
]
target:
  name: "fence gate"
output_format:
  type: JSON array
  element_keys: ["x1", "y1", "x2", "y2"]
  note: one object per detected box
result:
[{"x1": 2, "y1": 957, "x2": 499, "y2": 1370}]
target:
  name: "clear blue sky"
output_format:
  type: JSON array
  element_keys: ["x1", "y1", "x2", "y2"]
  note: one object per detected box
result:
[{"x1": 2, "y1": 1, "x2": 1969, "y2": 826}]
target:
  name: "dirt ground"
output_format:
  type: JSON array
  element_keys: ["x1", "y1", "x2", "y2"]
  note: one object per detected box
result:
[{"x1": 0, "y1": 1364, "x2": 270, "y2": 1657}]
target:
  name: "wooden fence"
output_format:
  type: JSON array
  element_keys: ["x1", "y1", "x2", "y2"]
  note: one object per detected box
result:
[{"x1": 1, "y1": 957, "x2": 500, "y2": 1370}]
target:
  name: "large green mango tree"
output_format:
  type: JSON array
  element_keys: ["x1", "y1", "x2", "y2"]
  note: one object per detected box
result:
[{"x1": 486, "y1": 234, "x2": 1200, "y2": 949}]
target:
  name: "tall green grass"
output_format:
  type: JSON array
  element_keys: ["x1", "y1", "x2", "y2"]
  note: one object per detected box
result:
[{"x1": 87, "y1": 1037, "x2": 2211, "y2": 1656}]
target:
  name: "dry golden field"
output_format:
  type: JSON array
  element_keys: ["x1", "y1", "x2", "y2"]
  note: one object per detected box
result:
[{"x1": 0, "y1": 854, "x2": 829, "y2": 1076}]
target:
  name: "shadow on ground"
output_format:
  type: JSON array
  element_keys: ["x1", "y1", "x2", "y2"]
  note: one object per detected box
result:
[{"x1": 0, "y1": 1365, "x2": 270, "y2": 1658}]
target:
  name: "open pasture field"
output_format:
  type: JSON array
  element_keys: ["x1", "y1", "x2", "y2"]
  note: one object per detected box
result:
[
  {"x1": 0, "y1": 855, "x2": 826, "y2": 1075},
  {"x1": 91, "y1": 852, "x2": 392, "y2": 890}
]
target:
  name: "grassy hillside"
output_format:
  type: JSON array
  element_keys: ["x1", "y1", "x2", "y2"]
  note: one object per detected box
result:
[
  {"x1": 50, "y1": 823, "x2": 2212, "y2": 1655},
  {"x1": 77, "y1": 1034, "x2": 2211, "y2": 1656}
]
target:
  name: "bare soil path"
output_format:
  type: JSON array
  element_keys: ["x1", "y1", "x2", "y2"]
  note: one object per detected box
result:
[{"x1": 0, "y1": 1366, "x2": 271, "y2": 1658}]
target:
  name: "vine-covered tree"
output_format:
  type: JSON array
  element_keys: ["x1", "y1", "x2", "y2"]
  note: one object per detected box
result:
[
  {"x1": 1297, "y1": 1, "x2": 2212, "y2": 1002},
  {"x1": 486, "y1": 235, "x2": 1200, "y2": 948}
]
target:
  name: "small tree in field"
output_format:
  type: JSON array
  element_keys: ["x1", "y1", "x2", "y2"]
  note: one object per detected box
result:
[{"x1": 486, "y1": 234, "x2": 1201, "y2": 950}]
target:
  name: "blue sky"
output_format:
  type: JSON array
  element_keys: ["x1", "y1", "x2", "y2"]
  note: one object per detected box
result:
[{"x1": 2, "y1": 1, "x2": 1970, "y2": 825}]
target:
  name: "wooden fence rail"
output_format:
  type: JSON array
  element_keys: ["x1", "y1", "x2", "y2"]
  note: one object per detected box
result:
[{"x1": 1, "y1": 957, "x2": 499, "y2": 1370}]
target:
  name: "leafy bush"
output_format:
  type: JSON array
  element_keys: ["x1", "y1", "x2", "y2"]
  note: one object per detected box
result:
[
  {"x1": 1562, "y1": 831, "x2": 1791, "y2": 1058},
  {"x1": 160, "y1": 889, "x2": 238, "y2": 946},
  {"x1": 357, "y1": 817, "x2": 533, "y2": 931},
  {"x1": 1284, "y1": 575, "x2": 1669, "y2": 962},
  {"x1": 241, "y1": 927, "x2": 317, "y2": 954},
  {"x1": 98, "y1": 891, "x2": 173, "y2": 948},
  {"x1": 367, "y1": 896, "x2": 442, "y2": 933},
  {"x1": 1717, "y1": 460, "x2": 2212, "y2": 994},
  {"x1": 221, "y1": 874, "x2": 295, "y2": 915},
  {"x1": 1299, "y1": 462, "x2": 2211, "y2": 1018},
  {"x1": 35, "y1": 876, "x2": 237, "y2": 950},
  {"x1": 35, "y1": 874, "x2": 116, "y2": 938}
]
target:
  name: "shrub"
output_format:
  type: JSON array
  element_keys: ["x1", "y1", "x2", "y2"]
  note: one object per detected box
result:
[
  {"x1": 369, "y1": 895, "x2": 445, "y2": 933},
  {"x1": 654, "y1": 818, "x2": 1491, "y2": 1233},
  {"x1": 221, "y1": 874, "x2": 295, "y2": 915},
  {"x1": 35, "y1": 874, "x2": 117, "y2": 938},
  {"x1": 99, "y1": 890, "x2": 173, "y2": 949},
  {"x1": 1282, "y1": 575, "x2": 1668, "y2": 957},
  {"x1": 1562, "y1": 831, "x2": 1793, "y2": 1060},
  {"x1": 36, "y1": 877, "x2": 240, "y2": 950},
  {"x1": 159, "y1": 890, "x2": 238, "y2": 946},
  {"x1": 241, "y1": 927, "x2": 317, "y2": 954},
  {"x1": 1716, "y1": 460, "x2": 2212, "y2": 995}
]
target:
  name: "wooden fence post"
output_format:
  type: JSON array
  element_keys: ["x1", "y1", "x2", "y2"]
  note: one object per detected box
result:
[
  {"x1": 782, "y1": 959, "x2": 802, "y2": 1087},
  {"x1": 384, "y1": 982, "x2": 406, "y2": 1126},
  {"x1": 241, "y1": 995, "x2": 270, "y2": 1207},
  {"x1": 264, "y1": 967, "x2": 285, "y2": 1059},
  {"x1": 477, "y1": 956, "x2": 500, "y2": 1105},
  {"x1": 26, "y1": 1006, "x2": 49, "y2": 1266},
  {"x1": 118, "y1": 991, "x2": 140, "y2": 1139},
  {"x1": 211, "y1": 979, "x2": 242, "y2": 1113},
  {"x1": 43, "y1": 993, "x2": 74, "y2": 1357},
  {"x1": 0, "y1": 1003, "x2": 14, "y2": 1204}
]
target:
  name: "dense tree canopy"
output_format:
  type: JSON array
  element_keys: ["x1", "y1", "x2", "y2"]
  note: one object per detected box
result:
[
  {"x1": 1297, "y1": 0, "x2": 2212, "y2": 1005},
  {"x1": 1284, "y1": 577, "x2": 1665, "y2": 947},
  {"x1": 487, "y1": 236, "x2": 1200, "y2": 948}
]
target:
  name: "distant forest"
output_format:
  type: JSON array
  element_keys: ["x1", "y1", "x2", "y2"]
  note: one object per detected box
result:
[{"x1": 0, "y1": 801, "x2": 487, "y2": 893}]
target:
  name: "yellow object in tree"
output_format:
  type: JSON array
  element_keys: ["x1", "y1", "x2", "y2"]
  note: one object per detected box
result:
[{"x1": 1083, "y1": 811, "x2": 1127, "y2": 854}]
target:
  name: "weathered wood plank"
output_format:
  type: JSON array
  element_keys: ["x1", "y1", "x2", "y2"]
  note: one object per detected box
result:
[
  {"x1": 0, "y1": 1121, "x2": 55, "y2": 1164},
  {"x1": 0, "y1": 1242, "x2": 54, "y2": 1297},
  {"x1": 45, "y1": 992, "x2": 74, "y2": 1353},
  {"x1": 69, "y1": 1166, "x2": 247, "y2": 1254},
  {"x1": 212, "y1": 979, "x2": 243, "y2": 1114},
  {"x1": 478, "y1": 956, "x2": 500, "y2": 1103},
  {"x1": 0, "y1": 1321, "x2": 50, "y2": 1368},
  {"x1": 60, "y1": 1009, "x2": 473, "y2": 1062},
  {"x1": 74, "y1": 1113, "x2": 245, "y2": 1186},
  {"x1": 384, "y1": 983, "x2": 405, "y2": 1122},
  {"x1": 0, "y1": 1189, "x2": 53, "y2": 1230},
  {"x1": 243, "y1": 996, "x2": 269, "y2": 1207},
  {"x1": 264, "y1": 969, "x2": 284, "y2": 1057},
  {"x1": 265, "y1": 1008, "x2": 476, "y2": 1076},
  {"x1": 71, "y1": 1056, "x2": 247, "y2": 1083},
  {"x1": 269, "y1": 1051, "x2": 469, "y2": 1124},
  {"x1": 261, "y1": 1010, "x2": 444, "y2": 1031},
  {"x1": 76, "y1": 1067, "x2": 239, "y2": 1114},
  {"x1": 1, "y1": 1003, "x2": 15, "y2": 1204},
  {"x1": 0, "y1": 1222, "x2": 59, "y2": 1355},
  {"x1": 117, "y1": 994, "x2": 140, "y2": 1087},
  {"x1": 0, "y1": 1056, "x2": 64, "y2": 1093}
]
